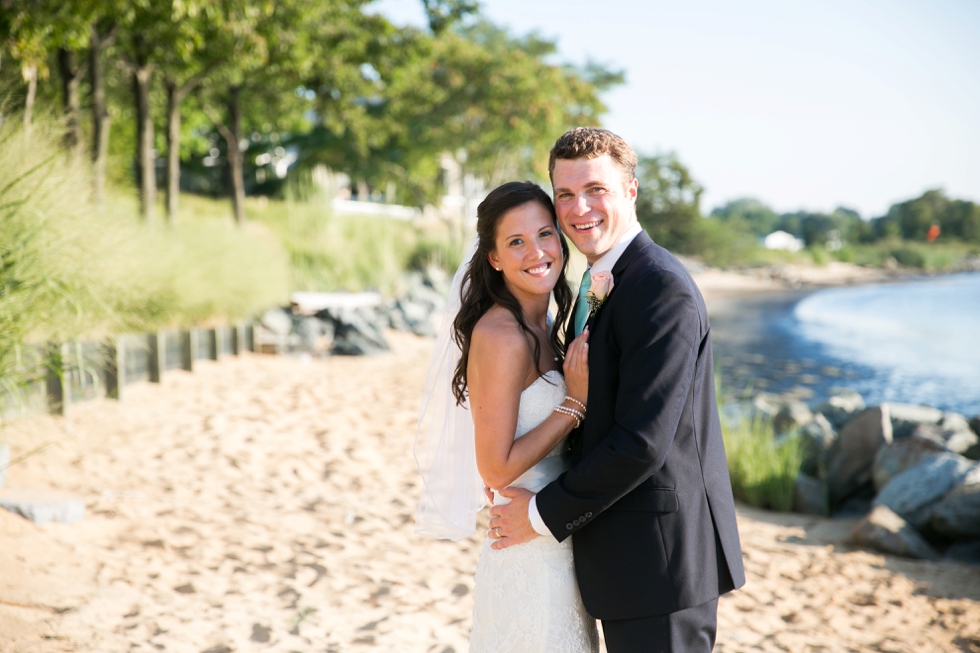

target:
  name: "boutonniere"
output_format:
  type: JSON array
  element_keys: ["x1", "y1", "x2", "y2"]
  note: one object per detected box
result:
[{"x1": 586, "y1": 271, "x2": 614, "y2": 317}]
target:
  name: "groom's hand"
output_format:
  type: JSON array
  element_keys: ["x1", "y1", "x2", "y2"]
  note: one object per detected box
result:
[{"x1": 488, "y1": 487, "x2": 538, "y2": 550}]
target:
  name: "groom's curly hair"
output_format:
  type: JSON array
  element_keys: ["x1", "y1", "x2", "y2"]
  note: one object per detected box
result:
[
  {"x1": 451, "y1": 181, "x2": 574, "y2": 406},
  {"x1": 548, "y1": 127, "x2": 638, "y2": 184}
]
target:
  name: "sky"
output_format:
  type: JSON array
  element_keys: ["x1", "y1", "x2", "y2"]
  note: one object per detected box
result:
[{"x1": 369, "y1": 0, "x2": 980, "y2": 218}]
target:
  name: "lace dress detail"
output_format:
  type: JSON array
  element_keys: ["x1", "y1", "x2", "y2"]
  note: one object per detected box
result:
[{"x1": 469, "y1": 371, "x2": 599, "y2": 653}]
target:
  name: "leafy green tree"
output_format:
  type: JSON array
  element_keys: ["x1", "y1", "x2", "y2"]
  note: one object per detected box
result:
[
  {"x1": 710, "y1": 198, "x2": 780, "y2": 238},
  {"x1": 635, "y1": 153, "x2": 704, "y2": 251}
]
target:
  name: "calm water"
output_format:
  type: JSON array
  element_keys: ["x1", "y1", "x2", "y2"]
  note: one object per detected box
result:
[{"x1": 710, "y1": 272, "x2": 980, "y2": 416}]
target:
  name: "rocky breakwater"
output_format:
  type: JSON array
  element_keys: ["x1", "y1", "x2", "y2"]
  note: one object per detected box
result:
[
  {"x1": 753, "y1": 390, "x2": 980, "y2": 562},
  {"x1": 255, "y1": 268, "x2": 449, "y2": 356}
]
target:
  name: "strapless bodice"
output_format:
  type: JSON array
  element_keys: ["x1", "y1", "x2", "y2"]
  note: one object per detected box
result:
[{"x1": 495, "y1": 370, "x2": 570, "y2": 498}]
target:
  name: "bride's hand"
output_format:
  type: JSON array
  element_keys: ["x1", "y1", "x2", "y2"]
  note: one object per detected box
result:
[{"x1": 563, "y1": 327, "x2": 589, "y2": 405}]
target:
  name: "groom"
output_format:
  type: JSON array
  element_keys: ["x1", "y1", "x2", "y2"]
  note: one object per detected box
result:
[{"x1": 489, "y1": 128, "x2": 745, "y2": 652}]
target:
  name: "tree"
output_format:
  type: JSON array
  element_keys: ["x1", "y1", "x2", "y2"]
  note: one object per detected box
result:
[
  {"x1": 299, "y1": 19, "x2": 622, "y2": 205},
  {"x1": 635, "y1": 154, "x2": 704, "y2": 251},
  {"x1": 710, "y1": 198, "x2": 780, "y2": 237}
]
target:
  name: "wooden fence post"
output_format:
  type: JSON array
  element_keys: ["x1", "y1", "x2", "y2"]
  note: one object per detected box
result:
[
  {"x1": 232, "y1": 323, "x2": 245, "y2": 355},
  {"x1": 207, "y1": 328, "x2": 219, "y2": 361},
  {"x1": 180, "y1": 330, "x2": 195, "y2": 372},
  {"x1": 148, "y1": 332, "x2": 165, "y2": 383},
  {"x1": 45, "y1": 342, "x2": 70, "y2": 415},
  {"x1": 103, "y1": 337, "x2": 123, "y2": 401}
]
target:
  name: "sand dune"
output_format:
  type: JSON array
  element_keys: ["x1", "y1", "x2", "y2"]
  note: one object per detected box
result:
[{"x1": 1, "y1": 330, "x2": 978, "y2": 653}]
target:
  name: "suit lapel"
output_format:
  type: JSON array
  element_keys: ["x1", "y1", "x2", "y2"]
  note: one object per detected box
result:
[{"x1": 583, "y1": 230, "x2": 654, "y2": 332}]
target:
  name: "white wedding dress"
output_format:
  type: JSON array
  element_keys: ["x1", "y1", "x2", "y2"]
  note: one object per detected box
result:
[{"x1": 469, "y1": 370, "x2": 599, "y2": 653}]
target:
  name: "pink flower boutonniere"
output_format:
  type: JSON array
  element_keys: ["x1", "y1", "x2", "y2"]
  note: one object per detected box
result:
[{"x1": 587, "y1": 271, "x2": 614, "y2": 318}]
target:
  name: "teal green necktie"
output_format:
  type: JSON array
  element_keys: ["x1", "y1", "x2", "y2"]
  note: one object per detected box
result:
[{"x1": 573, "y1": 268, "x2": 591, "y2": 336}]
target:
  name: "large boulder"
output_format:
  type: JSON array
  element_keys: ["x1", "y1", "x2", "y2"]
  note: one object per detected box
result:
[
  {"x1": 930, "y1": 466, "x2": 980, "y2": 539},
  {"x1": 799, "y1": 414, "x2": 837, "y2": 478},
  {"x1": 873, "y1": 453, "x2": 973, "y2": 530},
  {"x1": 793, "y1": 473, "x2": 828, "y2": 516},
  {"x1": 826, "y1": 405, "x2": 893, "y2": 506},
  {"x1": 815, "y1": 391, "x2": 866, "y2": 429},
  {"x1": 846, "y1": 505, "x2": 940, "y2": 560},
  {"x1": 751, "y1": 392, "x2": 783, "y2": 421},
  {"x1": 872, "y1": 435, "x2": 947, "y2": 490},
  {"x1": 774, "y1": 400, "x2": 813, "y2": 434},
  {"x1": 886, "y1": 402, "x2": 943, "y2": 440},
  {"x1": 321, "y1": 307, "x2": 390, "y2": 356},
  {"x1": 944, "y1": 540, "x2": 980, "y2": 565}
]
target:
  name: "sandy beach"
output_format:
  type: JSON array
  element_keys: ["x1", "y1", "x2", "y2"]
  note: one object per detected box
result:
[{"x1": 2, "y1": 268, "x2": 979, "y2": 653}]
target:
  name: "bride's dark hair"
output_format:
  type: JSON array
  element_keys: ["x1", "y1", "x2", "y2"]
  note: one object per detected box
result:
[{"x1": 451, "y1": 181, "x2": 573, "y2": 405}]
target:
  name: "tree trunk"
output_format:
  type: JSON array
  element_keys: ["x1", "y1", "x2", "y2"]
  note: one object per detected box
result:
[
  {"x1": 132, "y1": 39, "x2": 156, "y2": 222},
  {"x1": 89, "y1": 25, "x2": 114, "y2": 206},
  {"x1": 222, "y1": 85, "x2": 246, "y2": 225},
  {"x1": 57, "y1": 49, "x2": 84, "y2": 161},
  {"x1": 22, "y1": 63, "x2": 38, "y2": 129},
  {"x1": 165, "y1": 80, "x2": 181, "y2": 224}
]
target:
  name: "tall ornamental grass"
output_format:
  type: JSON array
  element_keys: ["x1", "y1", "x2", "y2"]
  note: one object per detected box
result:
[
  {"x1": 721, "y1": 414, "x2": 803, "y2": 512},
  {"x1": 244, "y1": 177, "x2": 460, "y2": 295},
  {"x1": 0, "y1": 115, "x2": 290, "y2": 389}
]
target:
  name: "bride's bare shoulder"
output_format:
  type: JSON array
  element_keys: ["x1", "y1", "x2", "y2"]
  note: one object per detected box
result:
[{"x1": 471, "y1": 306, "x2": 531, "y2": 361}]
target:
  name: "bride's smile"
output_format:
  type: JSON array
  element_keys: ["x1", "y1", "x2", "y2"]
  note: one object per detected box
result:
[{"x1": 487, "y1": 201, "x2": 564, "y2": 302}]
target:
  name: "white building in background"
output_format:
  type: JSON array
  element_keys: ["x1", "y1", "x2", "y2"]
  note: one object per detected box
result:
[{"x1": 764, "y1": 230, "x2": 806, "y2": 252}]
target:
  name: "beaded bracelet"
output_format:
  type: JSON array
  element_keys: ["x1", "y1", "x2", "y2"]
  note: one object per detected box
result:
[
  {"x1": 564, "y1": 396, "x2": 587, "y2": 412},
  {"x1": 553, "y1": 404, "x2": 585, "y2": 428}
]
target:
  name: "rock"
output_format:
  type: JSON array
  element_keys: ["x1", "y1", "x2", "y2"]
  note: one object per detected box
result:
[
  {"x1": 394, "y1": 297, "x2": 438, "y2": 337},
  {"x1": 774, "y1": 400, "x2": 813, "y2": 434},
  {"x1": 793, "y1": 473, "x2": 828, "y2": 516},
  {"x1": 814, "y1": 390, "x2": 865, "y2": 429},
  {"x1": 826, "y1": 405, "x2": 893, "y2": 507},
  {"x1": 872, "y1": 435, "x2": 947, "y2": 490},
  {"x1": 938, "y1": 413, "x2": 980, "y2": 458},
  {"x1": 886, "y1": 402, "x2": 943, "y2": 440},
  {"x1": 0, "y1": 444, "x2": 8, "y2": 489},
  {"x1": 260, "y1": 307, "x2": 293, "y2": 336},
  {"x1": 846, "y1": 505, "x2": 940, "y2": 560},
  {"x1": 331, "y1": 310, "x2": 390, "y2": 356},
  {"x1": 873, "y1": 453, "x2": 973, "y2": 530},
  {"x1": 833, "y1": 491, "x2": 875, "y2": 518},
  {"x1": 930, "y1": 468, "x2": 980, "y2": 539},
  {"x1": 751, "y1": 392, "x2": 783, "y2": 420},
  {"x1": 293, "y1": 316, "x2": 333, "y2": 353},
  {"x1": 322, "y1": 307, "x2": 390, "y2": 356},
  {"x1": 946, "y1": 429, "x2": 980, "y2": 459},
  {"x1": 944, "y1": 540, "x2": 980, "y2": 565},
  {"x1": 970, "y1": 416, "x2": 980, "y2": 437},
  {"x1": 0, "y1": 489, "x2": 86, "y2": 525},
  {"x1": 799, "y1": 414, "x2": 837, "y2": 478}
]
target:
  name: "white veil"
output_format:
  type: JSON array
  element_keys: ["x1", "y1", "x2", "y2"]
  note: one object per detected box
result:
[{"x1": 414, "y1": 238, "x2": 485, "y2": 540}]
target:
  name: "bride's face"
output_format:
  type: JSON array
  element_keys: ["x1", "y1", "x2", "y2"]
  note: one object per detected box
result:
[{"x1": 487, "y1": 201, "x2": 563, "y2": 300}]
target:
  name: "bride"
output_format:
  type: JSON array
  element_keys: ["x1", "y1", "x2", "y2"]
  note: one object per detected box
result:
[{"x1": 415, "y1": 181, "x2": 599, "y2": 652}]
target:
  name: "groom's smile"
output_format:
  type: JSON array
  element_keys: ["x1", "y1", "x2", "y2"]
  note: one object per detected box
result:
[{"x1": 553, "y1": 154, "x2": 638, "y2": 264}]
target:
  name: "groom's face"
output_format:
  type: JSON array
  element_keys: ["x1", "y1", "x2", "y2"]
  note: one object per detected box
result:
[{"x1": 552, "y1": 154, "x2": 638, "y2": 265}]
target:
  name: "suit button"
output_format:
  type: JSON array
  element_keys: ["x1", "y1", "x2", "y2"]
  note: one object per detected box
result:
[
  {"x1": 566, "y1": 523, "x2": 573, "y2": 530},
  {"x1": 585, "y1": 512, "x2": 593, "y2": 518},
  {"x1": 572, "y1": 518, "x2": 581, "y2": 526}
]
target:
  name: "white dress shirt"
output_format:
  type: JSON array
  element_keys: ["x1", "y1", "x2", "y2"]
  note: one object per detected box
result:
[{"x1": 527, "y1": 221, "x2": 644, "y2": 538}]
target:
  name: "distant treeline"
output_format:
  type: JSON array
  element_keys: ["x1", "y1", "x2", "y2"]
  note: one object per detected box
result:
[{"x1": 632, "y1": 154, "x2": 980, "y2": 267}]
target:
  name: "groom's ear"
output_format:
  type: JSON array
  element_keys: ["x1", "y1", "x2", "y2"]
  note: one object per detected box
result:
[{"x1": 626, "y1": 177, "x2": 638, "y2": 204}]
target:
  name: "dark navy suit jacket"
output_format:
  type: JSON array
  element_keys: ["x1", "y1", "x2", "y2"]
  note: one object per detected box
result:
[{"x1": 536, "y1": 230, "x2": 745, "y2": 620}]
